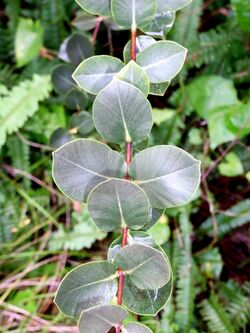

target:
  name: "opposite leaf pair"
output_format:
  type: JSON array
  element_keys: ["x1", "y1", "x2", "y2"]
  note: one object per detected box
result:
[
  {"x1": 55, "y1": 244, "x2": 171, "y2": 316},
  {"x1": 52, "y1": 139, "x2": 200, "y2": 230}
]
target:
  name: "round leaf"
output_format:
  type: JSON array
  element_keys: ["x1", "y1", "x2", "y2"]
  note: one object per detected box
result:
[
  {"x1": 150, "y1": 82, "x2": 169, "y2": 96},
  {"x1": 66, "y1": 33, "x2": 94, "y2": 66},
  {"x1": 73, "y1": 55, "x2": 124, "y2": 95},
  {"x1": 108, "y1": 231, "x2": 173, "y2": 315},
  {"x1": 114, "y1": 244, "x2": 170, "y2": 290},
  {"x1": 50, "y1": 128, "x2": 72, "y2": 149},
  {"x1": 123, "y1": 36, "x2": 156, "y2": 64},
  {"x1": 52, "y1": 64, "x2": 75, "y2": 94},
  {"x1": 122, "y1": 322, "x2": 153, "y2": 333},
  {"x1": 111, "y1": 0, "x2": 157, "y2": 29},
  {"x1": 52, "y1": 139, "x2": 126, "y2": 202},
  {"x1": 137, "y1": 41, "x2": 187, "y2": 83},
  {"x1": 78, "y1": 305, "x2": 128, "y2": 333},
  {"x1": 64, "y1": 89, "x2": 89, "y2": 110},
  {"x1": 93, "y1": 79, "x2": 153, "y2": 143},
  {"x1": 117, "y1": 60, "x2": 150, "y2": 96},
  {"x1": 129, "y1": 146, "x2": 201, "y2": 208},
  {"x1": 142, "y1": 11, "x2": 176, "y2": 39},
  {"x1": 70, "y1": 111, "x2": 94, "y2": 135},
  {"x1": 88, "y1": 179, "x2": 151, "y2": 232},
  {"x1": 75, "y1": 0, "x2": 111, "y2": 16},
  {"x1": 54, "y1": 261, "x2": 117, "y2": 317}
]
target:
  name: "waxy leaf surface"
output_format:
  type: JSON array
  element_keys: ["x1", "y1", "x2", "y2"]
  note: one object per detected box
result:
[
  {"x1": 52, "y1": 65, "x2": 75, "y2": 94},
  {"x1": 78, "y1": 305, "x2": 128, "y2": 333},
  {"x1": 88, "y1": 179, "x2": 151, "y2": 231},
  {"x1": 93, "y1": 80, "x2": 152, "y2": 143},
  {"x1": 73, "y1": 55, "x2": 124, "y2": 95},
  {"x1": 122, "y1": 322, "x2": 153, "y2": 333},
  {"x1": 117, "y1": 60, "x2": 149, "y2": 96},
  {"x1": 114, "y1": 244, "x2": 170, "y2": 290},
  {"x1": 55, "y1": 261, "x2": 117, "y2": 317},
  {"x1": 158, "y1": 0, "x2": 192, "y2": 12},
  {"x1": 76, "y1": 0, "x2": 111, "y2": 16},
  {"x1": 137, "y1": 41, "x2": 187, "y2": 83},
  {"x1": 129, "y1": 146, "x2": 200, "y2": 208},
  {"x1": 111, "y1": 0, "x2": 157, "y2": 29},
  {"x1": 53, "y1": 139, "x2": 126, "y2": 202}
]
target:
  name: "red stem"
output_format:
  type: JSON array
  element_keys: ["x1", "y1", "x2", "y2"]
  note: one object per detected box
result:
[{"x1": 116, "y1": 27, "x2": 136, "y2": 333}]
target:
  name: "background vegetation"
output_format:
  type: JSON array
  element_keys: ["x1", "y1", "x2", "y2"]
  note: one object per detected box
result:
[{"x1": 0, "y1": 0, "x2": 250, "y2": 332}]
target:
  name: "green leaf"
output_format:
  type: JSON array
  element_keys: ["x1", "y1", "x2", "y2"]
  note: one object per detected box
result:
[
  {"x1": 93, "y1": 79, "x2": 153, "y2": 143},
  {"x1": 52, "y1": 64, "x2": 76, "y2": 94},
  {"x1": 66, "y1": 33, "x2": 94, "y2": 66},
  {"x1": 70, "y1": 111, "x2": 94, "y2": 136},
  {"x1": 108, "y1": 231, "x2": 173, "y2": 315},
  {"x1": 54, "y1": 261, "x2": 117, "y2": 317},
  {"x1": 88, "y1": 179, "x2": 151, "y2": 232},
  {"x1": 231, "y1": 0, "x2": 250, "y2": 32},
  {"x1": 158, "y1": 0, "x2": 192, "y2": 12},
  {"x1": 122, "y1": 322, "x2": 153, "y2": 333},
  {"x1": 148, "y1": 216, "x2": 170, "y2": 245},
  {"x1": 0, "y1": 75, "x2": 51, "y2": 148},
  {"x1": 49, "y1": 210, "x2": 107, "y2": 251},
  {"x1": 152, "y1": 108, "x2": 175, "y2": 125},
  {"x1": 64, "y1": 89, "x2": 89, "y2": 110},
  {"x1": 142, "y1": 11, "x2": 176, "y2": 39},
  {"x1": 52, "y1": 139, "x2": 126, "y2": 202},
  {"x1": 75, "y1": 0, "x2": 111, "y2": 16},
  {"x1": 207, "y1": 101, "x2": 250, "y2": 148},
  {"x1": 114, "y1": 244, "x2": 170, "y2": 290},
  {"x1": 218, "y1": 152, "x2": 244, "y2": 177},
  {"x1": 123, "y1": 36, "x2": 156, "y2": 64},
  {"x1": 78, "y1": 305, "x2": 128, "y2": 333},
  {"x1": 129, "y1": 146, "x2": 201, "y2": 209},
  {"x1": 50, "y1": 128, "x2": 72, "y2": 149},
  {"x1": 15, "y1": 18, "x2": 43, "y2": 67},
  {"x1": 150, "y1": 82, "x2": 170, "y2": 96},
  {"x1": 111, "y1": 0, "x2": 157, "y2": 29},
  {"x1": 137, "y1": 41, "x2": 187, "y2": 83},
  {"x1": 73, "y1": 55, "x2": 124, "y2": 95},
  {"x1": 117, "y1": 60, "x2": 150, "y2": 96},
  {"x1": 142, "y1": 208, "x2": 164, "y2": 231},
  {"x1": 187, "y1": 76, "x2": 238, "y2": 119}
]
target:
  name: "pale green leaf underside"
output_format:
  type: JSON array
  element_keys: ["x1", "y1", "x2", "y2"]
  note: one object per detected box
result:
[
  {"x1": 0, "y1": 75, "x2": 51, "y2": 148},
  {"x1": 54, "y1": 261, "x2": 117, "y2": 318},
  {"x1": 150, "y1": 82, "x2": 170, "y2": 96},
  {"x1": 129, "y1": 146, "x2": 201, "y2": 208},
  {"x1": 158, "y1": 0, "x2": 192, "y2": 12},
  {"x1": 111, "y1": 0, "x2": 157, "y2": 29},
  {"x1": 108, "y1": 231, "x2": 173, "y2": 315},
  {"x1": 123, "y1": 36, "x2": 156, "y2": 64},
  {"x1": 142, "y1": 10, "x2": 176, "y2": 40},
  {"x1": 137, "y1": 41, "x2": 187, "y2": 83},
  {"x1": 93, "y1": 79, "x2": 153, "y2": 143},
  {"x1": 122, "y1": 322, "x2": 153, "y2": 333},
  {"x1": 117, "y1": 60, "x2": 150, "y2": 96},
  {"x1": 73, "y1": 55, "x2": 124, "y2": 95},
  {"x1": 114, "y1": 244, "x2": 170, "y2": 290},
  {"x1": 52, "y1": 139, "x2": 126, "y2": 202},
  {"x1": 75, "y1": 0, "x2": 111, "y2": 16},
  {"x1": 78, "y1": 305, "x2": 128, "y2": 333},
  {"x1": 88, "y1": 179, "x2": 151, "y2": 232}
]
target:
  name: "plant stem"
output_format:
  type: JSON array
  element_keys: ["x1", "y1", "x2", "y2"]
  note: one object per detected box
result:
[{"x1": 116, "y1": 27, "x2": 137, "y2": 333}]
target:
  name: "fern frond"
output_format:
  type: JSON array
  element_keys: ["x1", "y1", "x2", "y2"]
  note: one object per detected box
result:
[
  {"x1": 0, "y1": 75, "x2": 52, "y2": 148},
  {"x1": 175, "y1": 208, "x2": 196, "y2": 331},
  {"x1": 7, "y1": 136, "x2": 31, "y2": 189},
  {"x1": 171, "y1": 0, "x2": 202, "y2": 47},
  {"x1": 200, "y1": 294, "x2": 235, "y2": 333},
  {"x1": 220, "y1": 280, "x2": 250, "y2": 332},
  {"x1": 199, "y1": 199, "x2": 250, "y2": 238},
  {"x1": 40, "y1": 0, "x2": 67, "y2": 49}
]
